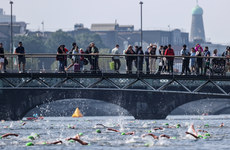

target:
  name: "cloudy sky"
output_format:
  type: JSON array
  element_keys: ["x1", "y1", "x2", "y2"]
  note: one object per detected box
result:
[{"x1": 1, "y1": 0, "x2": 229, "y2": 44}]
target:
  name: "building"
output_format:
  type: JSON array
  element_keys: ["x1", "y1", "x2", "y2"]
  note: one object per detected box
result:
[
  {"x1": 0, "y1": 8, "x2": 16, "y2": 23},
  {"x1": 190, "y1": 5, "x2": 205, "y2": 42},
  {"x1": 90, "y1": 23, "x2": 189, "y2": 53}
]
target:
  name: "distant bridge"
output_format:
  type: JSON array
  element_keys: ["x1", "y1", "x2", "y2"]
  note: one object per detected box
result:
[{"x1": 1, "y1": 73, "x2": 230, "y2": 120}]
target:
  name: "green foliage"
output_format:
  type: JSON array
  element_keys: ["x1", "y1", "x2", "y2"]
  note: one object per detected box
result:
[
  {"x1": 45, "y1": 30, "x2": 75, "y2": 53},
  {"x1": 14, "y1": 35, "x2": 47, "y2": 53},
  {"x1": 75, "y1": 33, "x2": 106, "y2": 49}
]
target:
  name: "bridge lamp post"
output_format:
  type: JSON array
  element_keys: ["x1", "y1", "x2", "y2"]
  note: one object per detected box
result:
[
  {"x1": 139, "y1": 1, "x2": 143, "y2": 48},
  {"x1": 10, "y1": 1, "x2": 13, "y2": 54}
]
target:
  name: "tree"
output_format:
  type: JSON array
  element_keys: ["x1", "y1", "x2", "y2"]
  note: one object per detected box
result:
[
  {"x1": 14, "y1": 35, "x2": 47, "y2": 53},
  {"x1": 75, "y1": 33, "x2": 106, "y2": 49},
  {"x1": 45, "y1": 30, "x2": 75, "y2": 53}
]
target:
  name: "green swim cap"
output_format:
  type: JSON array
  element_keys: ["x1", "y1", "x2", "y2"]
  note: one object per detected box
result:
[
  {"x1": 153, "y1": 121, "x2": 156, "y2": 123},
  {"x1": 171, "y1": 137, "x2": 176, "y2": 139},
  {"x1": 0, "y1": 136, "x2": 2, "y2": 139},
  {"x1": 42, "y1": 142, "x2": 47, "y2": 145},
  {"x1": 69, "y1": 139, "x2": 75, "y2": 143},
  {"x1": 121, "y1": 132, "x2": 126, "y2": 135},
  {"x1": 203, "y1": 136, "x2": 207, "y2": 139},
  {"x1": 204, "y1": 124, "x2": 209, "y2": 127},
  {"x1": 164, "y1": 123, "x2": 169, "y2": 126},
  {"x1": 198, "y1": 135, "x2": 203, "y2": 138},
  {"x1": 96, "y1": 129, "x2": 101, "y2": 133},
  {"x1": 205, "y1": 133, "x2": 210, "y2": 136},
  {"x1": 26, "y1": 142, "x2": 34, "y2": 146},
  {"x1": 148, "y1": 130, "x2": 152, "y2": 133},
  {"x1": 79, "y1": 133, "x2": 83, "y2": 136},
  {"x1": 28, "y1": 136, "x2": 35, "y2": 140},
  {"x1": 144, "y1": 143, "x2": 149, "y2": 147}
]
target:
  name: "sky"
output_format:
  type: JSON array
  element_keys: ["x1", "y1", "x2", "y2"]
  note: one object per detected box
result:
[{"x1": 0, "y1": 0, "x2": 229, "y2": 44}]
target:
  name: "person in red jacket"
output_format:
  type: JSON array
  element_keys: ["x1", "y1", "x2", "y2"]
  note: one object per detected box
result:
[{"x1": 164, "y1": 44, "x2": 175, "y2": 74}]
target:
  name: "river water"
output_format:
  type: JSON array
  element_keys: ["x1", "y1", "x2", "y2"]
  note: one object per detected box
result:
[{"x1": 0, "y1": 115, "x2": 230, "y2": 150}]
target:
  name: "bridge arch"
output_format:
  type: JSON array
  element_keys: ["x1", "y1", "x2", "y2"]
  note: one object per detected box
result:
[
  {"x1": 24, "y1": 98, "x2": 130, "y2": 117},
  {"x1": 0, "y1": 88, "x2": 229, "y2": 120}
]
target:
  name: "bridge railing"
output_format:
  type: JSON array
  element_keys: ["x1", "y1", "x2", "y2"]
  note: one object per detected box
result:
[{"x1": 0, "y1": 53, "x2": 228, "y2": 75}]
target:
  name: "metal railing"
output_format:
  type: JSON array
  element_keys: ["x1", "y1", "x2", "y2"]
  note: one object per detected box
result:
[{"x1": 0, "y1": 53, "x2": 228, "y2": 76}]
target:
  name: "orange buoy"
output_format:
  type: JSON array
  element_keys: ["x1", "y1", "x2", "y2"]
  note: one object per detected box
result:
[{"x1": 72, "y1": 108, "x2": 83, "y2": 117}]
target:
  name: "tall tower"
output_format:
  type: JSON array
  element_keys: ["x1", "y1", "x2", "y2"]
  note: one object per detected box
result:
[{"x1": 190, "y1": 3, "x2": 206, "y2": 42}]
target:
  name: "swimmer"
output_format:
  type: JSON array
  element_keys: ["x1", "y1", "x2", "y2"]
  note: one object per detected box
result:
[
  {"x1": 197, "y1": 130, "x2": 208, "y2": 133},
  {"x1": 107, "y1": 128, "x2": 135, "y2": 135},
  {"x1": 42, "y1": 140, "x2": 63, "y2": 145},
  {"x1": 0, "y1": 133, "x2": 18, "y2": 138},
  {"x1": 142, "y1": 133, "x2": 170, "y2": 139},
  {"x1": 22, "y1": 122, "x2": 26, "y2": 126},
  {"x1": 220, "y1": 123, "x2": 224, "y2": 127},
  {"x1": 66, "y1": 134, "x2": 88, "y2": 145},
  {"x1": 153, "y1": 127, "x2": 163, "y2": 131}
]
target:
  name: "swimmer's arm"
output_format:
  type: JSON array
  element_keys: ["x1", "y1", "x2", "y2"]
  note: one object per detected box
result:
[
  {"x1": 125, "y1": 132, "x2": 135, "y2": 135},
  {"x1": 75, "y1": 139, "x2": 88, "y2": 145},
  {"x1": 160, "y1": 134, "x2": 170, "y2": 139},
  {"x1": 49, "y1": 140, "x2": 63, "y2": 144},
  {"x1": 1, "y1": 133, "x2": 18, "y2": 138},
  {"x1": 185, "y1": 132, "x2": 198, "y2": 139},
  {"x1": 107, "y1": 128, "x2": 120, "y2": 132},
  {"x1": 143, "y1": 134, "x2": 159, "y2": 139}
]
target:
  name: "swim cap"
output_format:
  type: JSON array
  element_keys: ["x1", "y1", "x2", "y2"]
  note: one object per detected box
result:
[
  {"x1": 79, "y1": 133, "x2": 83, "y2": 136},
  {"x1": 96, "y1": 129, "x2": 101, "y2": 133},
  {"x1": 164, "y1": 123, "x2": 169, "y2": 126},
  {"x1": 148, "y1": 130, "x2": 152, "y2": 133},
  {"x1": 144, "y1": 143, "x2": 149, "y2": 147},
  {"x1": 121, "y1": 132, "x2": 126, "y2": 135},
  {"x1": 42, "y1": 142, "x2": 47, "y2": 145},
  {"x1": 203, "y1": 137, "x2": 207, "y2": 139},
  {"x1": 69, "y1": 140, "x2": 75, "y2": 143},
  {"x1": 198, "y1": 135, "x2": 203, "y2": 138},
  {"x1": 26, "y1": 142, "x2": 34, "y2": 146},
  {"x1": 28, "y1": 136, "x2": 35, "y2": 140},
  {"x1": 204, "y1": 124, "x2": 209, "y2": 127},
  {"x1": 171, "y1": 137, "x2": 176, "y2": 139},
  {"x1": 0, "y1": 136, "x2": 2, "y2": 139},
  {"x1": 205, "y1": 133, "x2": 210, "y2": 136}
]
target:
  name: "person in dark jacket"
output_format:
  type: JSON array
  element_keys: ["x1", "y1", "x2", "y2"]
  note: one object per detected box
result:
[
  {"x1": 85, "y1": 42, "x2": 99, "y2": 73},
  {"x1": 125, "y1": 45, "x2": 135, "y2": 74},
  {"x1": 56, "y1": 45, "x2": 65, "y2": 73},
  {"x1": 136, "y1": 46, "x2": 144, "y2": 73},
  {"x1": 164, "y1": 44, "x2": 175, "y2": 74},
  {"x1": 0, "y1": 43, "x2": 4, "y2": 73},
  {"x1": 145, "y1": 46, "x2": 151, "y2": 74}
]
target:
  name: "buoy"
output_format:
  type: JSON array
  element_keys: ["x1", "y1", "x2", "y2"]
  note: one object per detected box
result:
[
  {"x1": 96, "y1": 129, "x2": 101, "y2": 133},
  {"x1": 26, "y1": 142, "x2": 34, "y2": 146},
  {"x1": 72, "y1": 108, "x2": 83, "y2": 118},
  {"x1": 28, "y1": 136, "x2": 35, "y2": 140}
]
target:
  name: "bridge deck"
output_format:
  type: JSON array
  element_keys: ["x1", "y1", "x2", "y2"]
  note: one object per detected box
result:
[{"x1": 0, "y1": 73, "x2": 229, "y2": 81}]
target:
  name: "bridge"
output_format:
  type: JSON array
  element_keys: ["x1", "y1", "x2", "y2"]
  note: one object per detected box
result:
[{"x1": 1, "y1": 72, "x2": 230, "y2": 120}]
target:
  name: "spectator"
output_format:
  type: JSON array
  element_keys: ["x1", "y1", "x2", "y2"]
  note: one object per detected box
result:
[
  {"x1": 66, "y1": 43, "x2": 78, "y2": 71},
  {"x1": 164, "y1": 44, "x2": 175, "y2": 74},
  {"x1": 181, "y1": 44, "x2": 191, "y2": 75},
  {"x1": 85, "y1": 42, "x2": 99, "y2": 73},
  {"x1": 222, "y1": 46, "x2": 230, "y2": 72},
  {"x1": 157, "y1": 45, "x2": 164, "y2": 74},
  {"x1": 195, "y1": 47, "x2": 204, "y2": 75},
  {"x1": 56, "y1": 45, "x2": 65, "y2": 73},
  {"x1": 149, "y1": 45, "x2": 157, "y2": 74},
  {"x1": 213, "y1": 49, "x2": 218, "y2": 57},
  {"x1": 195, "y1": 43, "x2": 203, "y2": 52},
  {"x1": 203, "y1": 46, "x2": 211, "y2": 75},
  {"x1": 62, "y1": 45, "x2": 68, "y2": 70},
  {"x1": 0, "y1": 43, "x2": 4, "y2": 73},
  {"x1": 14, "y1": 42, "x2": 26, "y2": 73},
  {"x1": 111, "y1": 44, "x2": 121, "y2": 73},
  {"x1": 145, "y1": 46, "x2": 150, "y2": 74},
  {"x1": 125, "y1": 45, "x2": 135, "y2": 74},
  {"x1": 190, "y1": 47, "x2": 196, "y2": 74},
  {"x1": 136, "y1": 46, "x2": 144, "y2": 73}
]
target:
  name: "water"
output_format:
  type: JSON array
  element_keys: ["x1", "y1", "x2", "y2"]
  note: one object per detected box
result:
[{"x1": 1, "y1": 115, "x2": 230, "y2": 150}]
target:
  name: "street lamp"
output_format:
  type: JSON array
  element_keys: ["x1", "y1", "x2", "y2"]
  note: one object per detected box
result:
[
  {"x1": 139, "y1": 1, "x2": 143, "y2": 48},
  {"x1": 10, "y1": 1, "x2": 13, "y2": 54}
]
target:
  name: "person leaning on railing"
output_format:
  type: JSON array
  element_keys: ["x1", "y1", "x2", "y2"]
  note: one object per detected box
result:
[
  {"x1": 56, "y1": 45, "x2": 65, "y2": 73},
  {"x1": 164, "y1": 44, "x2": 175, "y2": 75},
  {"x1": 85, "y1": 42, "x2": 99, "y2": 73},
  {"x1": 125, "y1": 45, "x2": 135, "y2": 74}
]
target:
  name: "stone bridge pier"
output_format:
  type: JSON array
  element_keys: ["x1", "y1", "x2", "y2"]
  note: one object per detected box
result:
[{"x1": 0, "y1": 88, "x2": 228, "y2": 121}]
